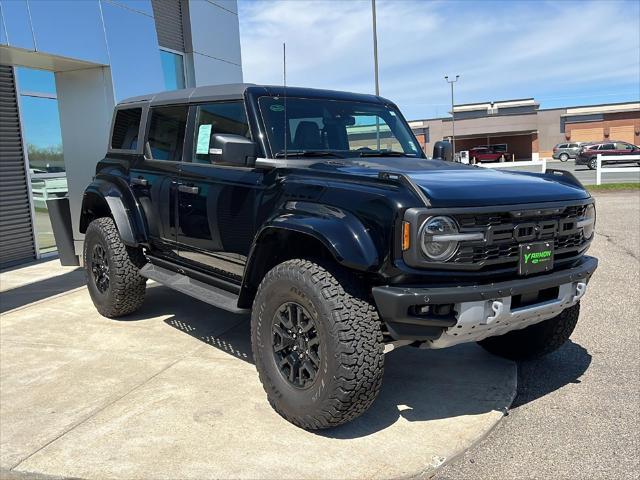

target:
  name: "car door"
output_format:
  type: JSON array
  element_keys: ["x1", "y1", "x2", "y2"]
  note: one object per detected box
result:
[
  {"x1": 129, "y1": 105, "x2": 188, "y2": 257},
  {"x1": 176, "y1": 101, "x2": 263, "y2": 282},
  {"x1": 599, "y1": 143, "x2": 616, "y2": 163}
]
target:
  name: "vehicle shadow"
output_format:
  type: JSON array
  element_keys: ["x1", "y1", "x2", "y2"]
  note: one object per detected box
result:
[
  {"x1": 122, "y1": 284, "x2": 254, "y2": 364},
  {"x1": 125, "y1": 284, "x2": 592, "y2": 437},
  {"x1": 511, "y1": 339, "x2": 591, "y2": 408}
]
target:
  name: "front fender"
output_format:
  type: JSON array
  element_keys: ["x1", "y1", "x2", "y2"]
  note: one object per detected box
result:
[
  {"x1": 80, "y1": 176, "x2": 148, "y2": 246},
  {"x1": 258, "y1": 202, "x2": 379, "y2": 271}
]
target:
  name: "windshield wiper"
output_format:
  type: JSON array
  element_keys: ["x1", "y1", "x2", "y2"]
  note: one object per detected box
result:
[
  {"x1": 274, "y1": 150, "x2": 345, "y2": 159},
  {"x1": 358, "y1": 150, "x2": 412, "y2": 157}
]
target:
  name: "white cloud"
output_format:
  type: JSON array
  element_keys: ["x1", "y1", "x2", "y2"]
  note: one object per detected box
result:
[{"x1": 238, "y1": 0, "x2": 640, "y2": 119}]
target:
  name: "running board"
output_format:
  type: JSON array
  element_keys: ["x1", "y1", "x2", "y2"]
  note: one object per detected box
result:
[{"x1": 139, "y1": 263, "x2": 249, "y2": 314}]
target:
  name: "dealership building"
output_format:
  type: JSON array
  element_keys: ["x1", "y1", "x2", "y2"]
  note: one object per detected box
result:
[
  {"x1": 409, "y1": 99, "x2": 640, "y2": 159},
  {"x1": 0, "y1": 0, "x2": 242, "y2": 267}
]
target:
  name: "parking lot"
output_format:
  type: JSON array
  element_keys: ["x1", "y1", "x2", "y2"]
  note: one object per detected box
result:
[
  {"x1": 436, "y1": 190, "x2": 640, "y2": 479},
  {"x1": 0, "y1": 191, "x2": 638, "y2": 480}
]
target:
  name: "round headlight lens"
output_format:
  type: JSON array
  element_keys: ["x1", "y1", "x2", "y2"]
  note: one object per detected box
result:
[
  {"x1": 420, "y1": 216, "x2": 459, "y2": 261},
  {"x1": 583, "y1": 204, "x2": 596, "y2": 239}
]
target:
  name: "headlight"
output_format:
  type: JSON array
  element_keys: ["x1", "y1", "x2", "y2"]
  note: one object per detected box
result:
[
  {"x1": 580, "y1": 204, "x2": 596, "y2": 239},
  {"x1": 420, "y1": 216, "x2": 459, "y2": 261}
]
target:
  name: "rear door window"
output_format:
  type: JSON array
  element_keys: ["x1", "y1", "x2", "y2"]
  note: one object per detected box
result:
[
  {"x1": 601, "y1": 143, "x2": 615, "y2": 150},
  {"x1": 147, "y1": 106, "x2": 189, "y2": 161},
  {"x1": 111, "y1": 108, "x2": 142, "y2": 150}
]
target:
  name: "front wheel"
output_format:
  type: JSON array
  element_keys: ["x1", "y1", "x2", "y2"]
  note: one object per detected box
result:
[
  {"x1": 588, "y1": 157, "x2": 598, "y2": 170},
  {"x1": 478, "y1": 303, "x2": 580, "y2": 361},
  {"x1": 559, "y1": 153, "x2": 569, "y2": 162},
  {"x1": 251, "y1": 259, "x2": 384, "y2": 429},
  {"x1": 84, "y1": 217, "x2": 147, "y2": 318}
]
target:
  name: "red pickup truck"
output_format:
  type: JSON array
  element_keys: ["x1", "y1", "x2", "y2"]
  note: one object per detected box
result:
[{"x1": 468, "y1": 146, "x2": 512, "y2": 163}]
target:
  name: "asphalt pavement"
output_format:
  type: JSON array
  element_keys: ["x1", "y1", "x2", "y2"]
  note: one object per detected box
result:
[{"x1": 434, "y1": 191, "x2": 640, "y2": 480}]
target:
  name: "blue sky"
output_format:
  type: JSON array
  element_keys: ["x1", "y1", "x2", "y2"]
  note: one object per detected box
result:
[{"x1": 238, "y1": 0, "x2": 640, "y2": 120}]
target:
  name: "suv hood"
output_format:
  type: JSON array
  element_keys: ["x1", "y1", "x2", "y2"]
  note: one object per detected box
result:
[{"x1": 307, "y1": 157, "x2": 589, "y2": 207}]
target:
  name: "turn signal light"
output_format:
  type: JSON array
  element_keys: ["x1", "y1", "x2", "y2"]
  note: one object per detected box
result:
[{"x1": 402, "y1": 221, "x2": 410, "y2": 251}]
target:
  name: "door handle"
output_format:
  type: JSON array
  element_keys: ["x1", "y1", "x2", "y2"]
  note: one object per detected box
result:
[
  {"x1": 177, "y1": 184, "x2": 199, "y2": 194},
  {"x1": 131, "y1": 177, "x2": 149, "y2": 186}
]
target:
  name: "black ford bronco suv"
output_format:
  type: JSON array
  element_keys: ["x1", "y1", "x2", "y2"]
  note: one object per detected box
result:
[{"x1": 81, "y1": 84, "x2": 598, "y2": 429}]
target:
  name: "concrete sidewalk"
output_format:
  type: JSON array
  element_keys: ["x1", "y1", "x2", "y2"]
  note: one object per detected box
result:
[{"x1": 0, "y1": 260, "x2": 516, "y2": 480}]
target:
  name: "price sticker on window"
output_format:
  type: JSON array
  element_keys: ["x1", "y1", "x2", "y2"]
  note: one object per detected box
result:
[{"x1": 196, "y1": 124, "x2": 212, "y2": 154}]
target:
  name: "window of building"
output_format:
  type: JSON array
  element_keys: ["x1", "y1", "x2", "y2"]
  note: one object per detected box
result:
[
  {"x1": 193, "y1": 102, "x2": 250, "y2": 163},
  {"x1": 16, "y1": 67, "x2": 66, "y2": 254},
  {"x1": 160, "y1": 49, "x2": 186, "y2": 90},
  {"x1": 148, "y1": 105, "x2": 189, "y2": 161},
  {"x1": 111, "y1": 108, "x2": 143, "y2": 150}
]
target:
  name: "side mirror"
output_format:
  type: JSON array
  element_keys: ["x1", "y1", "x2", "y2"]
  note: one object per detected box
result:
[
  {"x1": 433, "y1": 141, "x2": 453, "y2": 161},
  {"x1": 210, "y1": 134, "x2": 257, "y2": 166}
]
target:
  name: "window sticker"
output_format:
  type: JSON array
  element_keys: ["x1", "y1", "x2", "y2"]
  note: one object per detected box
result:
[
  {"x1": 270, "y1": 104, "x2": 284, "y2": 112},
  {"x1": 196, "y1": 124, "x2": 212, "y2": 154}
]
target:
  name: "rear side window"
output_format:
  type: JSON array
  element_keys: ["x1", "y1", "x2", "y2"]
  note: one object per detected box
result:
[
  {"x1": 601, "y1": 143, "x2": 615, "y2": 150},
  {"x1": 147, "y1": 105, "x2": 189, "y2": 161},
  {"x1": 111, "y1": 108, "x2": 142, "y2": 150},
  {"x1": 558, "y1": 144, "x2": 567, "y2": 149}
]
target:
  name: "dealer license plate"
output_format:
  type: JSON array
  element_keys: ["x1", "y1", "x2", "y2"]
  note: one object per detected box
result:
[{"x1": 519, "y1": 241, "x2": 554, "y2": 275}]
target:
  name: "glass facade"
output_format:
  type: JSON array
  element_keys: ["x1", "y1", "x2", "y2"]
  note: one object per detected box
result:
[
  {"x1": 16, "y1": 67, "x2": 67, "y2": 254},
  {"x1": 160, "y1": 49, "x2": 186, "y2": 90}
]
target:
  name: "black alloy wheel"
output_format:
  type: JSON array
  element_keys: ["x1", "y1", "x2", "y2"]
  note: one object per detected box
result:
[
  {"x1": 91, "y1": 244, "x2": 110, "y2": 294},
  {"x1": 272, "y1": 301, "x2": 321, "y2": 389}
]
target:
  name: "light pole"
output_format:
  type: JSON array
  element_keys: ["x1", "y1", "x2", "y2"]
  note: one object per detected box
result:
[
  {"x1": 445, "y1": 75, "x2": 460, "y2": 156},
  {"x1": 371, "y1": 0, "x2": 380, "y2": 96},
  {"x1": 371, "y1": 0, "x2": 381, "y2": 149}
]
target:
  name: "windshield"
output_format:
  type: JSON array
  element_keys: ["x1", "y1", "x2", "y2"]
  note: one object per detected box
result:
[{"x1": 258, "y1": 96, "x2": 423, "y2": 158}]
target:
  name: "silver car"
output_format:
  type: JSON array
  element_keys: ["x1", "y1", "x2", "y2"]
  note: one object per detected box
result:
[{"x1": 552, "y1": 142, "x2": 585, "y2": 161}]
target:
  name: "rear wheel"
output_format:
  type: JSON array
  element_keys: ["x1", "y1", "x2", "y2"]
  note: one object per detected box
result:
[
  {"x1": 478, "y1": 303, "x2": 580, "y2": 361},
  {"x1": 588, "y1": 157, "x2": 598, "y2": 170},
  {"x1": 84, "y1": 217, "x2": 147, "y2": 318},
  {"x1": 251, "y1": 259, "x2": 384, "y2": 429},
  {"x1": 559, "y1": 153, "x2": 569, "y2": 162}
]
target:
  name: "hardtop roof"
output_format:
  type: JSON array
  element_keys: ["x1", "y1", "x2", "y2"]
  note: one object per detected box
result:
[{"x1": 118, "y1": 83, "x2": 392, "y2": 107}]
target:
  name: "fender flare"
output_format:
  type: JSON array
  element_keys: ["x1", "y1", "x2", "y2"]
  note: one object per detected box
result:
[
  {"x1": 238, "y1": 203, "x2": 379, "y2": 308},
  {"x1": 80, "y1": 175, "x2": 148, "y2": 246}
]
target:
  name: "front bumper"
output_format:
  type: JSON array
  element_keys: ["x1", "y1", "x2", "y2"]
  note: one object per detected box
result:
[{"x1": 372, "y1": 256, "x2": 598, "y2": 345}]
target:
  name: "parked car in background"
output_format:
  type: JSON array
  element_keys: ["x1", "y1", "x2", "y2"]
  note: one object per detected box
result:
[
  {"x1": 575, "y1": 141, "x2": 640, "y2": 169},
  {"x1": 552, "y1": 142, "x2": 585, "y2": 162},
  {"x1": 468, "y1": 146, "x2": 512, "y2": 163}
]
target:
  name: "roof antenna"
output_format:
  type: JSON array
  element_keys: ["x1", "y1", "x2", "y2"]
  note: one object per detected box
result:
[{"x1": 283, "y1": 42, "x2": 288, "y2": 160}]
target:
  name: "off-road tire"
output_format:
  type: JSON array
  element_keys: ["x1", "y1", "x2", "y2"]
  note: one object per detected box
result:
[
  {"x1": 588, "y1": 157, "x2": 598, "y2": 170},
  {"x1": 84, "y1": 217, "x2": 146, "y2": 318},
  {"x1": 478, "y1": 303, "x2": 580, "y2": 361},
  {"x1": 251, "y1": 259, "x2": 384, "y2": 429},
  {"x1": 559, "y1": 153, "x2": 569, "y2": 162}
]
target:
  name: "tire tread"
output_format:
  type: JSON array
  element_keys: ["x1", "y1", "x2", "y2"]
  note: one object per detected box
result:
[{"x1": 251, "y1": 258, "x2": 384, "y2": 429}]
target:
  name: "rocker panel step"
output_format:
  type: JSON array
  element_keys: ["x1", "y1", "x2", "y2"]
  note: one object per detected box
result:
[{"x1": 139, "y1": 263, "x2": 249, "y2": 314}]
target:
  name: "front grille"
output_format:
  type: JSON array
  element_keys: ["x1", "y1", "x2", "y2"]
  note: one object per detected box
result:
[{"x1": 451, "y1": 204, "x2": 590, "y2": 270}]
